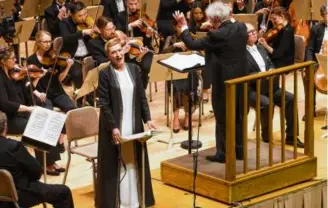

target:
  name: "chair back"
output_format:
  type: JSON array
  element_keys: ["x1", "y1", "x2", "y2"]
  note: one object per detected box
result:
[
  {"x1": 65, "y1": 107, "x2": 99, "y2": 142},
  {"x1": 0, "y1": 169, "x2": 18, "y2": 203},
  {"x1": 86, "y1": 5, "x2": 104, "y2": 20},
  {"x1": 41, "y1": 19, "x2": 48, "y2": 31},
  {"x1": 82, "y1": 56, "x2": 95, "y2": 80},
  {"x1": 53, "y1": 37, "x2": 63, "y2": 52},
  {"x1": 294, "y1": 35, "x2": 306, "y2": 63}
]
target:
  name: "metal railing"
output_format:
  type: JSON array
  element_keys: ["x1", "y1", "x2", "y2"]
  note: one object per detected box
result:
[{"x1": 224, "y1": 61, "x2": 316, "y2": 181}]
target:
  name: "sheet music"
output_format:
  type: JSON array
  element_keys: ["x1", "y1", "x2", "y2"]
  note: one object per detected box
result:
[
  {"x1": 160, "y1": 53, "x2": 205, "y2": 71},
  {"x1": 23, "y1": 107, "x2": 67, "y2": 146}
]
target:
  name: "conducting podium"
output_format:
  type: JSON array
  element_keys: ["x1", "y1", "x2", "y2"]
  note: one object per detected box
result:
[
  {"x1": 120, "y1": 130, "x2": 161, "y2": 208},
  {"x1": 158, "y1": 52, "x2": 205, "y2": 153}
]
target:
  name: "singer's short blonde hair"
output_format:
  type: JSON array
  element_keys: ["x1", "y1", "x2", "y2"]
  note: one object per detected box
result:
[{"x1": 104, "y1": 38, "x2": 122, "y2": 54}]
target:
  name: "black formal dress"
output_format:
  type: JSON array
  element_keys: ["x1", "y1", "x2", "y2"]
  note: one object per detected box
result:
[
  {"x1": 0, "y1": 136, "x2": 74, "y2": 208},
  {"x1": 0, "y1": 68, "x2": 32, "y2": 134},
  {"x1": 269, "y1": 23, "x2": 295, "y2": 68},
  {"x1": 180, "y1": 20, "x2": 248, "y2": 161},
  {"x1": 304, "y1": 22, "x2": 326, "y2": 110},
  {"x1": 27, "y1": 53, "x2": 75, "y2": 166},
  {"x1": 156, "y1": 0, "x2": 193, "y2": 38},
  {"x1": 246, "y1": 44, "x2": 299, "y2": 142},
  {"x1": 96, "y1": 63, "x2": 155, "y2": 208},
  {"x1": 44, "y1": 2, "x2": 68, "y2": 38},
  {"x1": 87, "y1": 35, "x2": 153, "y2": 89}
]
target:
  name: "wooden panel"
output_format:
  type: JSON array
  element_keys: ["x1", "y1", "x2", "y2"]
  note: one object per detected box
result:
[
  {"x1": 312, "y1": 0, "x2": 326, "y2": 20},
  {"x1": 232, "y1": 14, "x2": 258, "y2": 30}
]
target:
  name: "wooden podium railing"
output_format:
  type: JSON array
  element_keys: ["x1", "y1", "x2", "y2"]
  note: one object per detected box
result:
[{"x1": 224, "y1": 61, "x2": 316, "y2": 181}]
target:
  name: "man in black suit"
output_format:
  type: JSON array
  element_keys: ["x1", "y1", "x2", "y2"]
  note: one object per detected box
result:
[
  {"x1": 0, "y1": 111, "x2": 74, "y2": 208},
  {"x1": 304, "y1": 4, "x2": 327, "y2": 121},
  {"x1": 44, "y1": 0, "x2": 69, "y2": 38},
  {"x1": 157, "y1": 0, "x2": 194, "y2": 38},
  {"x1": 87, "y1": 16, "x2": 153, "y2": 88},
  {"x1": 174, "y1": 2, "x2": 248, "y2": 163},
  {"x1": 245, "y1": 23, "x2": 304, "y2": 147},
  {"x1": 100, "y1": 0, "x2": 126, "y2": 26},
  {"x1": 60, "y1": 1, "x2": 97, "y2": 105}
]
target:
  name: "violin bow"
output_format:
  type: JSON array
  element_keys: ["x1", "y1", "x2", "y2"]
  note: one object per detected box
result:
[{"x1": 265, "y1": 0, "x2": 275, "y2": 31}]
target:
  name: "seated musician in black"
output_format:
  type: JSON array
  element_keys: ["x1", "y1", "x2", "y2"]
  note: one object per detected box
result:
[
  {"x1": 44, "y1": 0, "x2": 69, "y2": 38},
  {"x1": 245, "y1": 23, "x2": 304, "y2": 148},
  {"x1": 27, "y1": 30, "x2": 76, "y2": 175},
  {"x1": 59, "y1": 1, "x2": 98, "y2": 96},
  {"x1": 0, "y1": 111, "x2": 74, "y2": 208},
  {"x1": 87, "y1": 16, "x2": 152, "y2": 89},
  {"x1": 116, "y1": 0, "x2": 155, "y2": 88}
]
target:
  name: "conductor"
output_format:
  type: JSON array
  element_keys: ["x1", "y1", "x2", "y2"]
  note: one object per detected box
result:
[{"x1": 173, "y1": 1, "x2": 248, "y2": 163}]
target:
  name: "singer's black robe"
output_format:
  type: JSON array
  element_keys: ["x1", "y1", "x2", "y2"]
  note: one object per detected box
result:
[{"x1": 96, "y1": 63, "x2": 155, "y2": 208}]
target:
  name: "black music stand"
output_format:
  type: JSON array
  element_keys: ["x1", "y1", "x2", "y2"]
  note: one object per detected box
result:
[{"x1": 158, "y1": 53, "x2": 204, "y2": 153}]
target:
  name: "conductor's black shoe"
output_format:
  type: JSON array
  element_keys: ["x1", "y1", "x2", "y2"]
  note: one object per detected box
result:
[
  {"x1": 321, "y1": 125, "x2": 327, "y2": 130},
  {"x1": 286, "y1": 137, "x2": 304, "y2": 148},
  {"x1": 46, "y1": 170, "x2": 60, "y2": 176},
  {"x1": 205, "y1": 155, "x2": 225, "y2": 163}
]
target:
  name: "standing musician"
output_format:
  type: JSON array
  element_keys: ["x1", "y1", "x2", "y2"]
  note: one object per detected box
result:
[
  {"x1": 173, "y1": 1, "x2": 248, "y2": 163},
  {"x1": 45, "y1": 0, "x2": 69, "y2": 38},
  {"x1": 303, "y1": 4, "x2": 328, "y2": 120},
  {"x1": 156, "y1": 0, "x2": 195, "y2": 38},
  {"x1": 100, "y1": 0, "x2": 126, "y2": 25},
  {"x1": 59, "y1": 1, "x2": 98, "y2": 105},
  {"x1": 96, "y1": 37, "x2": 155, "y2": 208},
  {"x1": 88, "y1": 16, "x2": 153, "y2": 89},
  {"x1": 27, "y1": 30, "x2": 76, "y2": 175},
  {"x1": 245, "y1": 23, "x2": 304, "y2": 148},
  {"x1": 0, "y1": 46, "x2": 34, "y2": 135}
]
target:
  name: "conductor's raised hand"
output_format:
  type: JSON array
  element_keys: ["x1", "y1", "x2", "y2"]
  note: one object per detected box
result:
[
  {"x1": 112, "y1": 128, "x2": 121, "y2": 144},
  {"x1": 173, "y1": 11, "x2": 188, "y2": 28}
]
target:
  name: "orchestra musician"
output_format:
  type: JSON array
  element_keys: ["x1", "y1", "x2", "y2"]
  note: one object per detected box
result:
[
  {"x1": 162, "y1": 20, "x2": 197, "y2": 133},
  {"x1": 44, "y1": 0, "x2": 69, "y2": 38},
  {"x1": 245, "y1": 23, "x2": 304, "y2": 148},
  {"x1": 253, "y1": 0, "x2": 273, "y2": 32},
  {"x1": 173, "y1": 1, "x2": 248, "y2": 163},
  {"x1": 27, "y1": 30, "x2": 76, "y2": 175},
  {"x1": 59, "y1": 1, "x2": 97, "y2": 106},
  {"x1": 156, "y1": 0, "x2": 195, "y2": 38},
  {"x1": 96, "y1": 37, "x2": 155, "y2": 208},
  {"x1": 233, "y1": 0, "x2": 248, "y2": 14},
  {"x1": 100, "y1": 0, "x2": 126, "y2": 25},
  {"x1": 258, "y1": 7, "x2": 295, "y2": 69},
  {"x1": 88, "y1": 16, "x2": 153, "y2": 89},
  {"x1": 303, "y1": 4, "x2": 328, "y2": 121},
  {"x1": 0, "y1": 111, "x2": 75, "y2": 208}
]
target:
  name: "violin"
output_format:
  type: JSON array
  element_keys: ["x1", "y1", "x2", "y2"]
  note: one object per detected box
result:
[
  {"x1": 41, "y1": 50, "x2": 72, "y2": 68},
  {"x1": 9, "y1": 65, "x2": 56, "y2": 81},
  {"x1": 128, "y1": 9, "x2": 157, "y2": 34},
  {"x1": 76, "y1": 16, "x2": 98, "y2": 39},
  {"x1": 263, "y1": 24, "x2": 284, "y2": 43}
]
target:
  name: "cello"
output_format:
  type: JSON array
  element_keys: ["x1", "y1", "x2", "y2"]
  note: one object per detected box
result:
[{"x1": 314, "y1": 40, "x2": 327, "y2": 94}]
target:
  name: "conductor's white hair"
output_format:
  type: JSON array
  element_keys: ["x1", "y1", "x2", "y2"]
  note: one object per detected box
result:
[{"x1": 206, "y1": 1, "x2": 231, "y2": 21}]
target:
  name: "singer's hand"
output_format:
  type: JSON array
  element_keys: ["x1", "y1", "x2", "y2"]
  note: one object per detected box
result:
[
  {"x1": 147, "y1": 121, "x2": 156, "y2": 130},
  {"x1": 112, "y1": 128, "x2": 121, "y2": 144}
]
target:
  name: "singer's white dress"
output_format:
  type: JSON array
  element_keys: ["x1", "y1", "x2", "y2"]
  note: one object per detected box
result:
[{"x1": 114, "y1": 68, "x2": 139, "y2": 208}]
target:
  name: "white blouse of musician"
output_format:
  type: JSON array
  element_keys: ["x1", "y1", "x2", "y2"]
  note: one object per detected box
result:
[
  {"x1": 116, "y1": 0, "x2": 125, "y2": 12},
  {"x1": 114, "y1": 67, "x2": 139, "y2": 208},
  {"x1": 246, "y1": 45, "x2": 266, "y2": 72},
  {"x1": 319, "y1": 27, "x2": 328, "y2": 54}
]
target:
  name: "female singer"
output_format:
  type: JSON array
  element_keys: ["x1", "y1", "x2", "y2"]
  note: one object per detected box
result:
[
  {"x1": 27, "y1": 30, "x2": 75, "y2": 176},
  {"x1": 0, "y1": 46, "x2": 34, "y2": 134},
  {"x1": 258, "y1": 6, "x2": 295, "y2": 68},
  {"x1": 96, "y1": 38, "x2": 155, "y2": 208},
  {"x1": 162, "y1": 24, "x2": 198, "y2": 133}
]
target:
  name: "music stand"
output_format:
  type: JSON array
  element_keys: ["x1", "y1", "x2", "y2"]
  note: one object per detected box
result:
[
  {"x1": 20, "y1": 0, "x2": 52, "y2": 30},
  {"x1": 120, "y1": 130, "x2": 160, "y2": 208},
  {"x1": 11, "y1": 19, "x2": 36, "y2": 64},
  {"x1": 158, "y1": 52, "x2": 204, "y2": 153},
  {"x1": 316, "y1": 53, "x2": 327, "y2": 138},
  {"x1": 149, "y1": 53, "x2": 188, "y2": 148}
]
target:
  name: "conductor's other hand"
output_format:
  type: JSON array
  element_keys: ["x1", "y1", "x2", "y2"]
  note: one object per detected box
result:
[
  {"x1": 112, "y1": 128, "x2": 121, "y2": 144},
  {"x1": 173, "y1": 11, "x2": 188, "y2": 35}
]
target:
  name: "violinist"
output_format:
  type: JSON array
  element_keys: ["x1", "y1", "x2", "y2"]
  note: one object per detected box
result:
[
  {"x1": 303, "y1": 4, "x2": 328, "y2": 121},
  {"x1": 258, "y1": 7, "x2": 295, "y2": 69},
  {"x1": 45, "y1": 0, "x2": 69, "y2": 38},
  {"x1": 233, "y1": 0, "x2": 248, "y2": 14},
  {"x1": 27, "y1": 30, "x2": 75, "y2": 176},
  {"x1": 0, "y1": 46, "x2": 34, "y2": 135},
  {"x1": 59, "y1": 1, "x2": 98, "y2": 93},
  {"x1": 253, "y1": 0, "x2": 272, "y2": 32}
]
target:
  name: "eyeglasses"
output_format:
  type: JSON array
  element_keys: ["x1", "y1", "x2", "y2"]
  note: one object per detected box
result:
[{"x1": 248, "y1": 29, "x2": 256, "y2": 34}]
